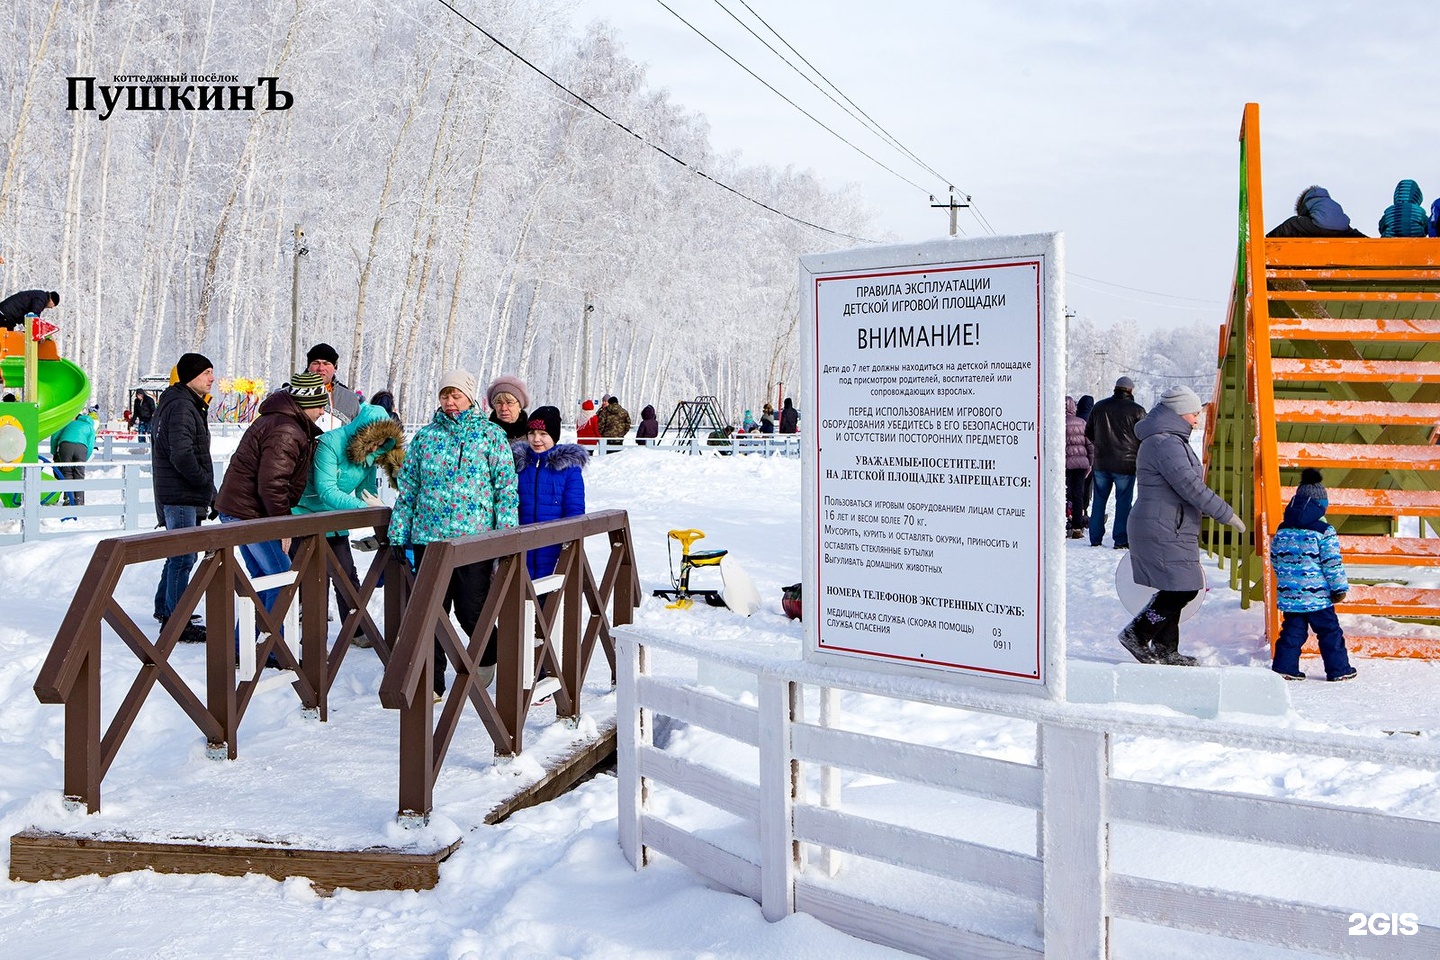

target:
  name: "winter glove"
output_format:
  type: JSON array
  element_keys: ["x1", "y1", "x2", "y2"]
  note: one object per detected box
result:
[
  {"x1": 207, "y1": 504, "x2": 220, "y2": 521},
  {"x1": 1330, "y1": 590, "x2": 1347, "y2": 605},
  {"x1": 359, "y1": 490, "x2": 383, "y2": 508},
  {"x1": 1227, "y1": 516, "x2": 1247, "y2": 534}
]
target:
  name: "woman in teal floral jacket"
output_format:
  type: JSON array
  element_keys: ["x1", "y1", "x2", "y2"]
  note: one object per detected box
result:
[{"x1": 388, "y1": 370, "x2": 518, "y2": 697}]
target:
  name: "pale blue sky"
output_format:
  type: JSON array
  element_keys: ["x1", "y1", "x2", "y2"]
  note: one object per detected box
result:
[{"x1": 565, "y1": 0, "x2": 1440, "y2": 330}]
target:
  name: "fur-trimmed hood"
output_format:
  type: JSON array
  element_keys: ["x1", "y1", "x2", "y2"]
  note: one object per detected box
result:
[
  {"x1": 346, "y1": 413, "x2": 407, "y2": 483},
  {"x1": 512, "y1": 439, "x2": 589, "y2": 474}
]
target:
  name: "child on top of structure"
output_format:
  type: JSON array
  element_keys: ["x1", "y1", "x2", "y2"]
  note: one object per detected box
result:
[{"x1": 1269, "y1": 468, "x2": 1356, "y2": 682}]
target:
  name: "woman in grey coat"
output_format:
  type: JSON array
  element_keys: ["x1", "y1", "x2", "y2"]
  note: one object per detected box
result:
[{"x1": 1119, "y1": 386, "x2": 1246, "y2": 665}]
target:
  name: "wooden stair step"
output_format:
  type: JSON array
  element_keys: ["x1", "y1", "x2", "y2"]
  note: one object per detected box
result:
[
  {"x1": 1271, "y1": 358, "x2": 1440, "y2": 383},
  {"x1": 1264, "y1": 237, "x2": 1440, "y2": 269},
  {"x1": 1337, "y1": 535, "x2": 1440, "y2": 565},
  {"x1": 1274, "y1": 442, "x2": 1440, "y2": 471},
  {"x1": 1266, "y1": 290, "x2": 1440, "y2": 303},
  {"x1": 1268, "y1": 316, "x2": 1440, "y2": 340},
  {"x1": 1282, "y1": 486, "x2": 1440, "y2": 517},
  {"x1": 1273, "y1": 399, "x2": 1440, "y2": 425},
  {"x1": 1336, "y1": 583, "x2": 1440, "y2": 617},
  {"x1": 1269, "y1": 268, "x2": 1440, "y2": 282},
  {"x1": 1337, "y1": 636, "x2": 1440, "y2": 660}
]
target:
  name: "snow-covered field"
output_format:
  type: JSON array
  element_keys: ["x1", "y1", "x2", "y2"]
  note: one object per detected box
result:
[{"x1": 1, "y1": 448, "x2": 1438, "y2": 958}]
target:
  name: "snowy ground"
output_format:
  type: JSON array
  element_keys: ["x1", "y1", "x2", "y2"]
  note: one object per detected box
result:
[{"x1": 1, "y1": 448, "x2": 1438, "y2": 958}]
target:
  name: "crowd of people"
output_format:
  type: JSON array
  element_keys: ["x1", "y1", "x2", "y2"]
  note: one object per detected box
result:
[
  {"x1": 141, "y1": 343, "x2": 766, "y2": 697},
  {"x1": 1066, "y1": 376, "x2": 1353, "y2": 680}
]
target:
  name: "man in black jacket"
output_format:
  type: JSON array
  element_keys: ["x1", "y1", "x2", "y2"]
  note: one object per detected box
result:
[
  {"x1": 1084, "y1": 376, "x2": 1146, "y2": 548},
  {"x1": 0, "y1": 289, "x2": 59, "y2": 330},
  {"x1": 151, "y1": 353, "x2": 216, "y2": 641}
]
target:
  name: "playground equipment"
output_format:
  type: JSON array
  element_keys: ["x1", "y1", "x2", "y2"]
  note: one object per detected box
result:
[
  {"x1": 658, "y1": 396, "x2": 728, "y2": 443},
  {"x1": 0, "y1": 316, "x2": 92, "y2": 507},
  {"x1": 653, "y1": 528, "x2": 761, "y2": 614},
  {"x1": 1204, "y1": 103, "x2": 1440, "y2": 658}
]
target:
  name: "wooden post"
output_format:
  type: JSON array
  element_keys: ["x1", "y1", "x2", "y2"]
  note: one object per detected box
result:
[
  {"x1": 496, "y1": 556, "x2": 525, "y2": 754},
  {"x1": 615, "y1": 636, "x2": 647, "y2": 868},
  {"x1": 299, "y1": 535, "x2": 328, "y2": 719},
  {"x1": 757, "y1": 676, "x2": 796, "y2": 921},
  {"x1": 63, "y1": 637, "x2": 101, "y2": 812},
  {"x1": 817, "y1": 685, "x2": 842, "y2": 878},
  {"x1": 207, "y1": 550, "x2": 238, "y2": 760},
  {"x1": 561, "y1": 549, "x2": 583, "y2": 717},
  {"x1": 396, "y1": 646, "x2": 434, "y2": 822},
  {"x1": 1041, "y1": 723, "x2": 1110, "y2": 958}
]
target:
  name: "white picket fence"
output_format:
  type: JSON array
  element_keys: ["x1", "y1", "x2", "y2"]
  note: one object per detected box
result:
[
  {"x1": 0, "y1": 454, "x2": 232, "y2": 544},
  {"x1": 616, "y1": 629, "x2": 1440, "y2": 959},
  {"x1": 593, "y1": 434, "x2": 801, "y2": 457}
]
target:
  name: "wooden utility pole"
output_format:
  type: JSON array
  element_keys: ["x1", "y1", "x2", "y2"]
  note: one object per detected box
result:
[
  {"x1": 929, "y1": 186, "x2": 970, "y2": 237},
  {"x1": 289, "y1": 224, "x2": 306, "y2": 375},
  {"x1": 580, "y1": 292, "x2": 594, "y2": 410}
]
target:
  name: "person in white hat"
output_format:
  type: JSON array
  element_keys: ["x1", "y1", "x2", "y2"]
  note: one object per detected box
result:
[
  {"x1": 386, "y1": 369, "x2": 519, "y2": 700},
  {"x1": 1119, "y1": 385, "x2": 1246, "y2": 666}
]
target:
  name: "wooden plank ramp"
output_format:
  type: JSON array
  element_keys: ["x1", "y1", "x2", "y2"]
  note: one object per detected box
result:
[{"x1": 9, "y1": 719, "x2": 617, "y2": 891}]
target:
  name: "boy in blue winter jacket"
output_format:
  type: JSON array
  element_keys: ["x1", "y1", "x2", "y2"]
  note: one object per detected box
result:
[
  {"x1": 1270, "y1": 469, "x2": 1355, "y2": 682},
  {"x1": 512, "y1": 405, "x2": 587, "y2": 580}
]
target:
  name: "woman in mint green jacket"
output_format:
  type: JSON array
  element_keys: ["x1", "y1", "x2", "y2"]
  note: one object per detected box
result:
[
  {"x1": 387, "y1": 371, "x2": 519, "y2": 697},
  {"x1": 292, "y1": 402, "x2": 405, "y2": 627}
]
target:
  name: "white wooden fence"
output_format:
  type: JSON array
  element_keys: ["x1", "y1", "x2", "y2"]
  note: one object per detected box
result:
[
  {"x1": 0, "y1": 454, "x2": 232, "y2": 544},
  {"x1": 617, "y1": 629, "x2": 1440, "y2": 959}
]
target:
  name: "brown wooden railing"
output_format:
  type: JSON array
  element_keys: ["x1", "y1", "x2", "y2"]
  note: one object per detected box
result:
[
  {"x1": 33, "y1": 508, "x2": 639, "y2": 820},
  {"x1": 379, "y1": 510, "x2": 639, "y2": 820}
]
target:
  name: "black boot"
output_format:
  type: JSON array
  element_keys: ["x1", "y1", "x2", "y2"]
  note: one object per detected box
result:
[
  {"x1": 1118, "y1": 601, "x2": 1163, "y2": 663},
  {"x1": 1151, "y1": 616, "x2": 1197, "y2": 667}
]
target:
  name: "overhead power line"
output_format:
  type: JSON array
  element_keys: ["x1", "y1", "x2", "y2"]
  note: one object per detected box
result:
[
  {"x1": 710, "y1": 0, "x2": 995, "y2": 237},
  {"x1": 431, "y1": 0, "x2": 880, "y2": 244},
  {"x1": 654, "y1": 0, "x2": 932, "y2": 195},
  {"x1": 714, "y1": 0, "x2": 950, "y2": 189}
]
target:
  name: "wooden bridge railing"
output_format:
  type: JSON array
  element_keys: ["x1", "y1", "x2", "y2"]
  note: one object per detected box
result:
[
  {"x1": 379, "y1": 510, "x2": 639, "y2": 821},
  {"x1": 32, "y1": 507, "x2": 639, "y2": 820}
]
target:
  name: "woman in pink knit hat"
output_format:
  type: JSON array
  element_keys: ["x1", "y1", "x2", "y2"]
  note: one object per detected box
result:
[{"x1": 485, "y1": 374, "x2": 530, "y2": 441}]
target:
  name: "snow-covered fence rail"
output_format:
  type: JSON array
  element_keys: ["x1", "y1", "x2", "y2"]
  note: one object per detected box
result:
[
  {"x1": 0, "y1": 454, "x2": 232, "y2": 544},
  {"x1": 609, "y1": 434, "x2": 800, "y2": 457},
  {"x1": 617, "y1": 630, "x2": 1440, "y2": 960}
]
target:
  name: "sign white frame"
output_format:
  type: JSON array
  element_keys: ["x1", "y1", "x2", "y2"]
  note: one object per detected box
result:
[{"x1": 799, "y1": 234, "x2": 1065, "y2": 698}]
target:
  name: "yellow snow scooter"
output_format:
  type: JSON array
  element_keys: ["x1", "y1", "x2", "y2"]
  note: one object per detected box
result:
[{"x1": 653, "y1": 528, "x2": 761, "y2": 615}]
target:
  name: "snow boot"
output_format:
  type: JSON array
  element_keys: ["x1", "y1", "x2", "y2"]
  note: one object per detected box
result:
[
  {"x1": 1151, "y1": 616, "x2": 1198, "y2": 667},
  {"x1": 1118, "y1": 601, "x2": 1163, "y2": 663}
]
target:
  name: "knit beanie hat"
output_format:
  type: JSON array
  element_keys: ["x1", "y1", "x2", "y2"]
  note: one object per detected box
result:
[
  {"x1": 176, "y1": 352, "x2": 213, "y2": 386},
  {"x1": 1158, "y1": 385, "x2": 1203, "y2": 416},
  {"x1": 527, "y1": 405, "x2": 562, "y2": 444},
  {"x1": 438, "y1": 369, "x2": 476, "y2": 406},
  {"x1": 486, "y1": 374, "x2": 529, "y2": 410},
  {"x1": 1294, "y1": 467, "x2": 1327, "y2": 504},
  {"x1": 306, "y1": 342, "x2": 340, "y2": 366},
  {"x1": 1114, "y1": 376, "x2": 1135, "y2": 392},
  {"x1": 288, "y1": 371, "x2": 329, "y2": 408}
]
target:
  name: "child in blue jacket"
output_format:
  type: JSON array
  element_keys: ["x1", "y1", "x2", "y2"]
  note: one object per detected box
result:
[
  {"x1": 1270, "y1": 469, "x2": 1355, "y2": 682},
  {"x1": 512, "y1": 405, "x2": 588, "y2": 581}
]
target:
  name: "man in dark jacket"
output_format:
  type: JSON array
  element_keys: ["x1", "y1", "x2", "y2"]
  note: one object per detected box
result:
[
  {"x1": 1266, "y1": 186, "x2": 1366, "y2": 238},
  {"x1": 779, "y1": 397, "x2": 799, "y2": 434},
  {"x1": 0, "y1": 289, "x2": 59, "y2": 330},
  {"x1": 216, "y1": 372, "x2": 327, "y2": 612},
  {"x1": 131, "y1": 389, "x2": 156, "y2": 441},
  {"x1": 151, "y1": 353, "x2": 217, "y2": 641},
  {"x1": 1084, "y1": 376, "x2": 1146, "y2": 548}
]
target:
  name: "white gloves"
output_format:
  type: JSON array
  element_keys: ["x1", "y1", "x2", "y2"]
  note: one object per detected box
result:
[
  {"x1": 1228, "y1": 516, "x2": 1247, "y2": 533},
  {"x1": 359, "y1": 490, "x2": 383, "y2": 508}
]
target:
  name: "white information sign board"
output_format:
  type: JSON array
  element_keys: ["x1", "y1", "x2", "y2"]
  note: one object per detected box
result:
[{"x1": 800, "y1": 235, "x2": 1064, "y2": 695}]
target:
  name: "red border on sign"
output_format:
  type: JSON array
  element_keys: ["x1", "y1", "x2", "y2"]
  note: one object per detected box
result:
[{"x1": 812, "y1": 259, "x2": 1044, "y2": 680}]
